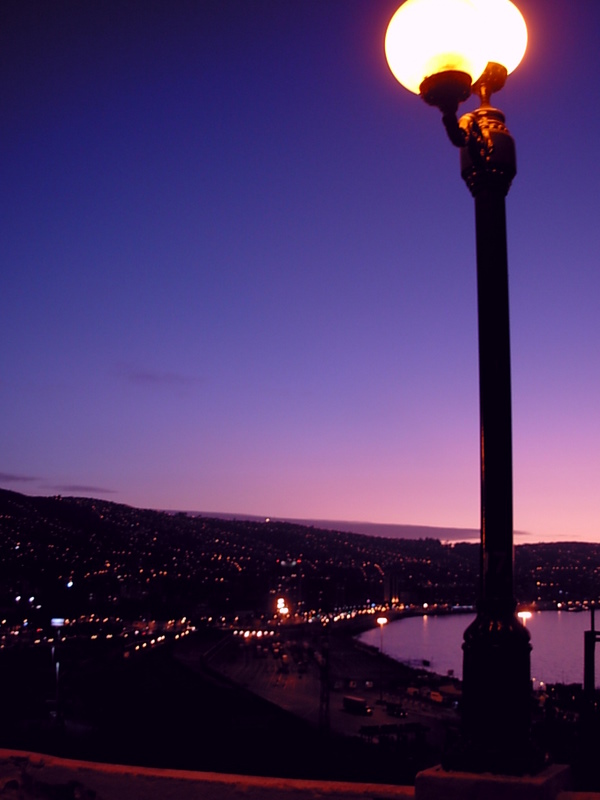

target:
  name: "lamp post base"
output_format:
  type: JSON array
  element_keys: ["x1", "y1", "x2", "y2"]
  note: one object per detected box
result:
[{"x1": 443, "y1": 611, "x2": 544, "y2": 775}]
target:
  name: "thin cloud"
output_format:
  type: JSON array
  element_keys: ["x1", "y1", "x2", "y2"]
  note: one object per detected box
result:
[
  {"x1": 49, "y1": 484, "x2": 117, "y2": 496},
  {"x1": 115, "y1": 363, "x2": 201, "y2": 390},
  {"x1": 0, "y1": 471, "x2": 39, "y2": 483}
]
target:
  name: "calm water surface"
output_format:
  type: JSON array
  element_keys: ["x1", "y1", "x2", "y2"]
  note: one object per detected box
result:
[{"x1": 358, "y1": 610, "x2": 598, "y2": 688}]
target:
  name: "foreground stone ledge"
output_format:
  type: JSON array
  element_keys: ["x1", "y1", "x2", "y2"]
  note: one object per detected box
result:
[
  {"x1": 0, "y1": 750, "x2": 598, "y2": 800},
  {"x1": 0, "y1": 749, "x2": 414, "y2": 800},
  {"x1": 415, "y1": 763, "x2": 572, "y2": 800}
]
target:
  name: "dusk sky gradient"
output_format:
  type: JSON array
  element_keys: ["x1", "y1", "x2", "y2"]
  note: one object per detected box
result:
[{"x1": 2, "y1": 0, "x2": 600, "y2": 543}]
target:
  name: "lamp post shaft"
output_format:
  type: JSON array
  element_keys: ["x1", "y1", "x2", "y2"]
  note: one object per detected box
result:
[
  {"x1": 379, "y1": 626, "x2": 384, "y2": 703},
  {"x1": 475, "y1": 186, "x2": 515, "y2": 616},
  {"x1": 445, "y1": 103, "x2": 535, "y2": 774}
]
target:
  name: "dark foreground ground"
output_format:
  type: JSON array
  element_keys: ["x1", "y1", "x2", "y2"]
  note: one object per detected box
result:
[
  {"x1": 1, "y1": 625, "x2": 599, "y2": 790},
  {"x1": 0, "y1": 627, "x2": 440, "y2": 786}
]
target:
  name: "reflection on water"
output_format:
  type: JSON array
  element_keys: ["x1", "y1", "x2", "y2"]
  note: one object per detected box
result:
[{"x1": 358, "y1": 610, "x2": 597, "y2": 688}]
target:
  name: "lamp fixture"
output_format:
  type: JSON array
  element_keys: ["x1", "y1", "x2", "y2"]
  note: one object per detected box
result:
[{"x1": 385, "y1": 0, "x2": 527, "y2": 113}]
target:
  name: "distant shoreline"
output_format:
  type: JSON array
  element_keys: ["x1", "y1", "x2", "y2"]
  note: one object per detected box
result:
[{"x1": 168, "y1": 510, "x2": 481, "y2": 542}]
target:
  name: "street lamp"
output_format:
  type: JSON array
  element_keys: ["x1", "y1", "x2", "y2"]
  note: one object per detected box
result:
[
  {"x1": 385, "y1": 0, "x2": 539, "y2": 775},
  {"x1": 376, "y1": 616, "x2": 388, "y2": 703},
  {"x1": 50, "y1": 617, "x2": 64, "y2": 724}
]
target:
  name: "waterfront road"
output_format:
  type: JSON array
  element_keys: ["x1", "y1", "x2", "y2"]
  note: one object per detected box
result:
[{"x1": 190, "y1": 628, "x2": 459, "y2": 753}]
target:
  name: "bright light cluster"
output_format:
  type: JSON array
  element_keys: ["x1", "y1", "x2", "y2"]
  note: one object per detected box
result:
[{"x1": 385, "y1": 0, "x2": 527, "y2": 94}]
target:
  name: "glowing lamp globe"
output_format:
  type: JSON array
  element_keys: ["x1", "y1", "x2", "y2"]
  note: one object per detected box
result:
[
  {"x1": 385, "y1": 0, "x2": 488, "y2": 95},
  {"x1": 385, "y1": 0, "x2": 527, "y2": 107},
  {"x1": 473, "y1": 0, "x2": 527, "y2": 75}
]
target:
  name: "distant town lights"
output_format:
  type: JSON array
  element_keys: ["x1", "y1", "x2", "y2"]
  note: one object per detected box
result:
[{"x1": 276, "y1": 597, "x2": 289, "y2": 615}]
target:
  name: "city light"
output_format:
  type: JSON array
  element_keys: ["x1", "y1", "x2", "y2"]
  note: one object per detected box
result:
[{"x1": 276, "y1": 597, "x2": 290, "y2": 616}]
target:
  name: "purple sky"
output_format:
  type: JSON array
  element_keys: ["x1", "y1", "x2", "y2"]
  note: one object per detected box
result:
[{"x1": 2, "y1": 0, "x2": 599, "y2": 543}]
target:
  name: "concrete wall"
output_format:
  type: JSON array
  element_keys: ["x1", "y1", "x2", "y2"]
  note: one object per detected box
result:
[
  {"x1": 0, "y1": 749, "x2": 597, "y2": 800},
  {"x1": 0, "y1": 749, "x2": 414, "y2": 800}
]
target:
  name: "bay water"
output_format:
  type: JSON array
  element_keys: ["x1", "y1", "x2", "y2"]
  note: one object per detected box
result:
[{"x1": 358, "y1": 610, "x2": 598, "y2": 689}]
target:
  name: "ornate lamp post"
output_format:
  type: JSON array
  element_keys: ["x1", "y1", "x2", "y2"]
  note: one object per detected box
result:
[{"x1": 385, "y1": 0, "x2": 539, "y2": 774}]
